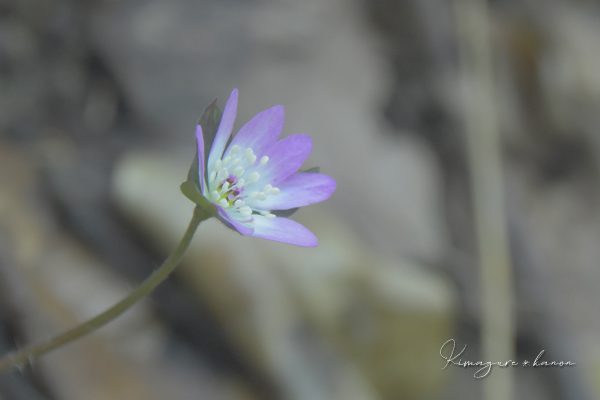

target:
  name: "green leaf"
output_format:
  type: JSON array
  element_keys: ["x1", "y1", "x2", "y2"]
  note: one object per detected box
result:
[
  {"x1": 271, "y1": 208, "x2": 300, "y2": 218},
  {"x1": 198, "y1": 98, "x2": 223, "y2": 176},
  {"x1": 186, "y1": 153, "x2": 200, "y2": 185},
  {"x1": 180, "y1": 180, "x2": 217, "y2": 216},
  {"x1": 299, "y1": 166, "x2": 320, "y2": 174}
]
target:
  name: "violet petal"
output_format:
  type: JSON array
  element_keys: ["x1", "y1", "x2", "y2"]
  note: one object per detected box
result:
[
  {"x1": 207, "y1": 89, "x2": 238, "y2": 173},
  {"x1": 245, "y1": 134, "x2": 313, "y2": 190},
  {"x1": 225, "y1": 105, "x2": 284, "y2": 159},
  {"x1": 195, "y1": 124, "x2": 205, "y2": 192}
]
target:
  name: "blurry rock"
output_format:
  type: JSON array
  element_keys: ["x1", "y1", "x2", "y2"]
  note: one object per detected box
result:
[
  {"x1": 112, "y1": 150, "x2": 457, "y2": 400},
  {"x1": 266, "y1": 213, "x2": 456, "y2": 400}
]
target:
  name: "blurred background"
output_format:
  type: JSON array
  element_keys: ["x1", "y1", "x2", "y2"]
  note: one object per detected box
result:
[{"x1": 0, "y1": 0, "x2": 599, "y2": 399}]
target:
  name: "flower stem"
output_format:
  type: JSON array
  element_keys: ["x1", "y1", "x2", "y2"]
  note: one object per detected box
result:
[{"x1": 0, "y1": 206, "x2": 210, "y2": 372}]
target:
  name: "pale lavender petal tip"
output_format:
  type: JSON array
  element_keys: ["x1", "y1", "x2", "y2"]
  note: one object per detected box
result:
[
  {"x1": 251, "y1": 215, "x2": 318, "y2": 247},
  {"x1": 246, "y1": 173, "x2": 336, "y2": 210}
]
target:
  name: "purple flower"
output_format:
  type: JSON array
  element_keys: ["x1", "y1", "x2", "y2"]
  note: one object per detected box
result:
[{"x1": 195, "y1": 89, "x2": 336, "y2": 247}]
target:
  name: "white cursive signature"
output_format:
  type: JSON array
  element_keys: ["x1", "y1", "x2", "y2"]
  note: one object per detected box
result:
[{"x1": 439, "y1": 339, "x2": 575, "y2": 379}]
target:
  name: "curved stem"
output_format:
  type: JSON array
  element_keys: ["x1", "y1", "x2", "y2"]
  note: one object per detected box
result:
[{"x1": 0, "y1": 206, "x2": 210, "y2": 371}]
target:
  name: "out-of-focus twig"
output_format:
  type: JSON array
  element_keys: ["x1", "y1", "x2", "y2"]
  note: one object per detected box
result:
[{"x1": 454, "y1": 1, "x2": 515, "y2": 400}]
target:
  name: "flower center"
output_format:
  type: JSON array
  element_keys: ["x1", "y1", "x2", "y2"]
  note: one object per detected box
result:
[{"x1": 205, "y1": 145, "x2": 280, "y2": 222}]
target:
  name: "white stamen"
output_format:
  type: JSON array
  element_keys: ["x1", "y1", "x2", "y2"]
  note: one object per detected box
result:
[
  {"x1": 259, "y1": 156, "x2": 269, "y2": 166},
  {"x1": 234, "y1": 199, "x2": 245, "y2": 207},
  {"x1": 223, "y1": 156, "x2": 232, "y2": 165},
  {"x1": 244, "y1": 148, "x2": 254, "y2": 158},
  {"x1": 247, "y1": 154, "x2": 257, "y2": 165},
  {"x1": 259, "y1": 210, "x2": 270, "y2": 216},
  {"x1": 214, "y1": 159, "x2": 222, "y2": 171},
  {"x1": 237, "y1": 178, "x2": 245, "y2": 188},
  {"x1": 211, "y1": 191, "x2": 220, "y2": 201},
  {"x1": 240, "y1": 206, "x2": 252, "y2": 216},
  {"x1": 230, "y1": 145, "x2": 241, "y2": 154},
  {"x1": 222, "y1": 181, "x2": 230, "y2": 191},
  {"x1": 233, "y1": 167, "x2": 244, "y2": 177},
  {"x1": 219, "y1": 199, "x2": 229, "y2": 208},
  {"x1": 271, "y1": 187, "x2": 280, "y2": 195},
  {"x1": 249, "y1": 191, "x2": 258, "y2": 198},
  {"x1": 217, "y1": 168, "x2": 229, "y2": 181},
  {"x1": 231, "y1": 158, "x2": 241, "y2": 167},
  {"x1": 257, "y1": 192, "x2": 267, "y2": 200},
  {"x1": 248, "y1": 172, "x2": 260, "y2": 183},
  {"x1": 265, "y1": 213, "x2": 276, "y2": 220},
  {"x1": 209, "y1": 171, "x2": 216, "y2": 182},
  {"x1": 263, "y1": 184, "x2": 272, "y2": 194}
]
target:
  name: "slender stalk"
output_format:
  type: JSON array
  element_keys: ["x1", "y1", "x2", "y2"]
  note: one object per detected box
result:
[
  {"x1": 0, "y1": 206, "x2": 210, "y2": 371},
  {"x1": 454, "y1": 1, "x2": 515, "y2": 400}
]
